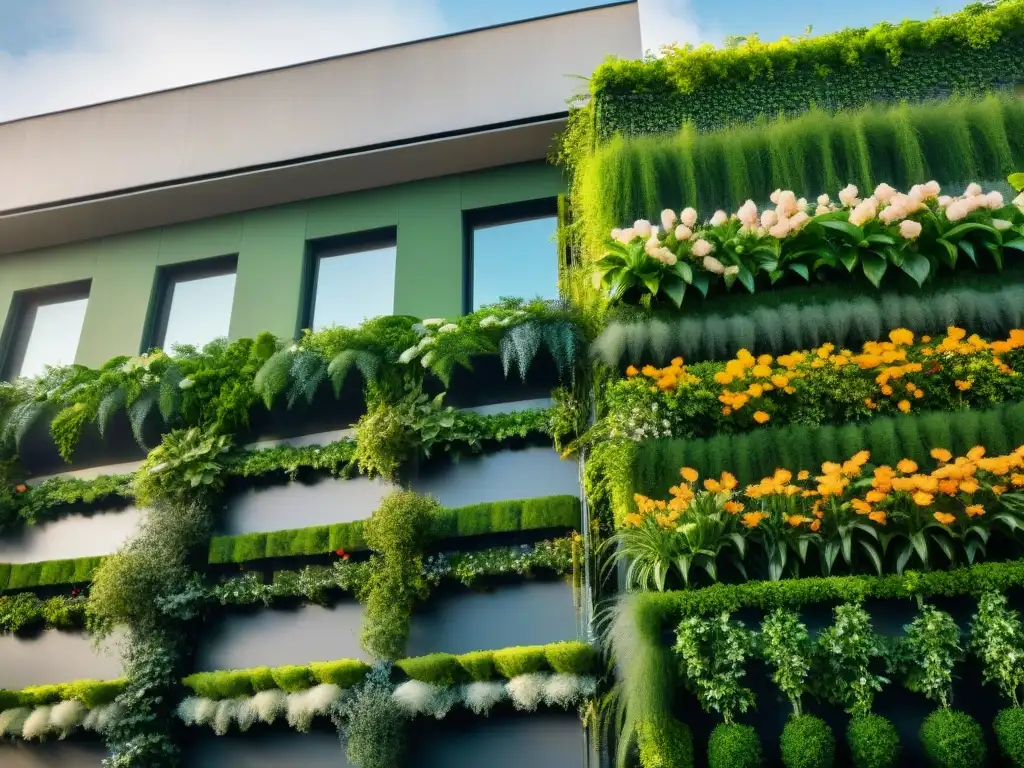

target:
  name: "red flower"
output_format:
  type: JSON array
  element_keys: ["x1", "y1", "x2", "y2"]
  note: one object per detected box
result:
[
  {"x1": 71, "y1": 588, "x2": 80, "y2": 597},
  {"x1": 14, "y1": 484, "x2": 26, "y2": 493},
  {"x1": 336, "y1": 549, "x2": 350, "y2": 560}
]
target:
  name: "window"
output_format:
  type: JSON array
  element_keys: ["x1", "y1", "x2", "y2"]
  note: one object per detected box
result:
[
  {"x1": 2, "y1": 282, "x2": 90, "y2": 380},
  {"x1": 150, "y1": 257, "x2": 236, "y2": 351},
  {"x1": 305, "y1": 234, "x2": 396, "y2": 331},
  {"x1": 466, "y1": 200, "x2": 559, "y2": 312}
]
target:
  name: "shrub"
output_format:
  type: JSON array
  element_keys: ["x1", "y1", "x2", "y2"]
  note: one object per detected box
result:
[
  {"x1": 994, "y1": 707, "x2": 1024, "y2": 767},
  {"x1": 544, "y1": 641, "x2": 596, "y2": 675},
  {"x1": 780, "y1": 715, "x2": 835, "y2": 768},
  {"x1": 396, "y1": 653, "x2": 466, "y2": 686},
  {"x1": 708, "y1": 722, "x2": 762, "y2": 768},
  {"x1": 309, "y1": 659, "x2": 369, "y2": 688},
  {"x1": 270, "y1": 665, "x2": 312, "y2": 693},
  {"x1": 457, "y1": 651, "x2": 496, "y2": 681},
  {"x1": 19, "y1": 684, "x2": 63, "y2": 706},
  {"x1": 248, "y1": 667, "x2": 276, "y2": 692},
  {"x1": 637, "y1": 718, "x2": 695, "y2": 768},
  {"x1": 919, "y1": 709, "x2": 986, "y2": 768},
  {"x1": 492, "y1": 646, "x2": 549, "y2": 679},
  {"x1": 847, "y1": 714, "x2": 900, "y2": 768},
  {"x1": 363, "y1": 491, "x2": 437, "y2": 559},
  {"x1": 182, "y1": 671, "x2": 253, "y2": 700},
  {"x1": 61, "y1": 679, "x2": 127, "y2": 708}
]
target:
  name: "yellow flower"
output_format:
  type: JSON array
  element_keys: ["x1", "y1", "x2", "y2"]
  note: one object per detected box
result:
[
  {"x1": 772, "y1": 374, "x2": 790, "y2": 388},
  {"x1": 722, "y1": 407, "x2": 733, "y2": 416},
  {"x1": 913, "y1": 491, "x2": 934, "y2": 507},
  {"x1": 786, "y1": 514, "x2": 812, "y2": 527},
  {"x1": 958, "y1": 479, "x2": 979, "y2": 494},
  {"x1": 967, "y1": 446, "x2": 986, "y2": 461},
  {"x1": 626, "y1": 365, "x2": 639, "y2": 377},
  {"x1": 914, "y1": 389, "x2": 924, "y2": 399},
  {"x1": 955, "y1": 379, "x2": 972, "y2": 391},
  {"x1": 623, "y1": 513, "x2": 644, "y2": 527},
  {"x1": 1012, "y1": 474, "x2": 1024, "y2": 486},
  {"x1": 680, "y1": 467, "x2": 699, "y2": 483},
  {"x1": 753, "y1": 411, "x2": 771, "y2": 424},
  {"x1": 965, "y1": 504, "x2": 985, "y2": 517},
  {"x1": 720, "y1": 472, "x2": 738, "y2": 490},
  {"x1": 868, "y1": 510, "x2": 887, "y2": 525},
  {"x1": 931, "y1": 448, "x2": 952, "y2": 463},
  {"x1": 851, "y1": 498, "x2": 873, "y2": 515},
  {"x1": 741, "y1": 512, "x2": 767, "y2": 528},
  {"x1": 797, "y1": 470, "x2": 810, "y2": 480},
  {"x1": 757, "y1": 354, "x2": 773, "y2": 365},
  {"x1": 704, "y1": 479, "x2": 722, "y2": 493},
  {"x1": 849, "y1": 450, "x2": 870, "y2": 467},
  {"x1": 715, "y1": 371, "x2": 734, "y2": 385},
  {"x1": 864, "y1": 398, "x2": 877, "y2": 409},
  {"x1": 641, "y1": 365, "x2": 657, "y2": 377},
  {"x1": 889, "y1": 328, "x2": 914, "y2": 346},
  {"x1": 810, "y1": 519, "x2": 821, "y2": 532},
  {"x1": 753, "y1": 364, "x2": 773, "y2": 378},
  {"x1": 671, "y1": 357, "x2": 684, "y2": 367},
  {"x1": 993, "y1": 485, "x2": 1008, "y2": 495},
  {"x1": 897, "y1": 459, "x2": 918, "y2": 474},
  {"x1": 747, "y1": 383, "x2": 764, "y2": 397},
  {"x1": 723, "y1": 501, "x2": 745, "y2": 514},
  {"x1": 898, "y1": 400, "x2": 911, "y2": 413},
  {"x1": 866, "y1": 490, "x2": 887, "y2": 503},
  {"x1": 933, "y1": 511, "x2": 957, "y2": 525}
]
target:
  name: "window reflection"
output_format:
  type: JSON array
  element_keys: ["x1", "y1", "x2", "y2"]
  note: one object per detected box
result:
[
  {"x1": 471, "y1": 211, "x2": 558, "y2": 310},
  {"x1": 156, "y1": 268, "x2": 236, "y2": 351},
  {"x1": 10, "y1": 292, "x2": 89, "y2": 379},
  {"x1": 310, "y1": 244, "x2": 396, "y2": 330}
]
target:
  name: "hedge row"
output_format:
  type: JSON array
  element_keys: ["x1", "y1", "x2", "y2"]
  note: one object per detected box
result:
[
  {"x1": 206, "y1": 494, "x2": 581, "y2": 564},
  {"x1": 0, "y1": 556, "x2": 103, "y2": 591},
  {"x1": 0, "y1": 678, "x2": 126, "y2": 711},
  {"x1": 184, "y1": 641, "x2": 595, "y2": 701}
]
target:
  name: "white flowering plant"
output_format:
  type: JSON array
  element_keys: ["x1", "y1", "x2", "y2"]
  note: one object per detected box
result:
[{"x1": 600, "y1": 181, "x2": 1024, "y2": 308}]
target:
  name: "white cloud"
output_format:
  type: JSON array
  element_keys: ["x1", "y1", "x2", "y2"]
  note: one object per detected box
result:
[
  {"x1": 0, "y1": 0, "x2": 446, "y2": 122},
  {"x1": 638, "y1": 0, "x2": 715, "y2": 55}
]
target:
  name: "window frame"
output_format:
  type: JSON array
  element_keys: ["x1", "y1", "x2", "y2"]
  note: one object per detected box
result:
[
  {"x1": 1, "y1": 280, "x2": 92, "y2": 381},
  {"x1": 463, "y1": 197, "x2": 559, "y2": 314},
  {"x1": 144, "y1": 255, "x2": 238, "y2": 353},
  {"x1": 300, "y1": 227, "x2": 398, "y2": 334}
]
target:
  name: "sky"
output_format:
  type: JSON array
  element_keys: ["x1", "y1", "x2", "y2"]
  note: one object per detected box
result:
[{"x1": 0, "y1": 0, "x2": 975, "y2": 123}]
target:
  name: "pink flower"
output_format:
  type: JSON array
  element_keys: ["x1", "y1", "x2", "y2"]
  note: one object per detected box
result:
[
  {"x1": 965, "y1": 183, "x2": 982, "y2": 197},
  {"x1": 679, "y1": 208, "x2": 698, "y2": 228},
  {"x1": 614, "y1": 227, "x2": 635, "y2": 243},
  {"x1": 776, "y1": 190, "x2": 798, "y2": 218},
  {"x1": 633, "y1": 219, "x2": 653, "y2": 239},
  {"x1": 662, "y1": 251, "x2": 678, "y2": 265},
  {"x1": 817, "y1": 194, "x2": 830, "y2": 207},
  {"x1": 692, "y1": 239, "x2": 714, "y2": 258},
  {"x1": 879, "y1": 205, "x2": 906, "y2": 225},
  {"x1": 924, "y1": 180, "x2": 941, "y2": 198},
  {"x1": 770, "y1": 189, "x2": 782, "y2": 204},
  {"x1": 702, "y1": 255, "x2": 725, "y2": 274},
  {"x1": 985, "y1": 191, "x2": 1004, "y2": 209},
  {"x1": 815, "y1": 205, "x2": 830, "y2": 216},
  {"x1": 710, "y1": 210, "x2": 729, "y2": 227},
  {"x1": 660, "y1": 209, "x2": 677, "y2": 231},
  {"x1": 874, "y1": 183, "x2": 897, "y2": 203},
  {"x1": 760, "y1": 210, "x2": 779, "y2": 228},
  {"x1": 674, "y1": 224, "x2": 693, "y2": 241},
  {"x1": 838, "y1": 184, "x2": 860, "y2": 208},
  {"x1": 737, "y1": 200, "x2": 759, "y2": 229},
  {"x1": 769, "y1": 219, "x2": 792, "y2": 238},
  {"x1": 645, "y1": 235, "x2": 661, "y2": 254},
  {"x1": 849, "y1": 199, "x2": 878, "y2": 227},
  {"x1": 938, "y1": 196, "x2": 952, "y2": 207},
  {"x1": 899, "y1": 220, "x2": 922, "y2": 240},
  {"x1": 945, "y1": 201, "x2": 970, "y2": 222},
  {"x1": 790, "y1": 211, "x2": 810, "y2": 231},
  {"x1": 610, "y1": 228, "x2": 622, "y2": 241}
]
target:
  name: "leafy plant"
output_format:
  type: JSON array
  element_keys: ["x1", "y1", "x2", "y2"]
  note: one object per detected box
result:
[
  {"x1": 673, "y1": 612, "x2": 755, "y2": 724},
  {"x1": 134, "y1": 428, "x2": 231, "y2": 507},
  {"x1": 994, "y1": 707, "x2": 1024, "y2": 767},
  {"x1": 332, "y1": 662, "x2": 404, "y2": 768},
  {"x1": 898, "y1": 605, "x2": 963, "y2": 708},
  {"x1": 969, "y1": 590, "x2": 1024, "y2": 705},
  {"x1": 779, "y1": 715, "x2": 835, "y2": 768},
  {"x1": 760, "y1": 609, "x2": 813, "y2": 717},
  {"x1": 847, "y1": 714, "x2": 900, "y2": 768},
  {"x1": 707, "y1": 722, "x2": 762, "y2": 768},
  {"x1": 816, "y1": 603, "x2": 888, "y2": 716},
  {"x1": 919, "y1": 708, "x2": 986, "y2": 768}
]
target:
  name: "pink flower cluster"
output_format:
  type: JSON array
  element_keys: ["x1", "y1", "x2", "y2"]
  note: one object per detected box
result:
[{"x1": 939, "y1": 183, "x2": 1005, "y2": 223}]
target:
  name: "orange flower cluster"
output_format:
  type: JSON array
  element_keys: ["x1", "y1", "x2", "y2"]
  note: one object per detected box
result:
[{"x1": 626, "y1": 357, "x2": 700, "y2": 392}]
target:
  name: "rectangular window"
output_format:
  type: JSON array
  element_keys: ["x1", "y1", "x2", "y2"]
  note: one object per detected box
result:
[
  {"x1": 2, "y1": 281, "x2": 90, "y2": 380},
  {"x1": 466, "y1": 199, "x2": 559, "y2": 312},
  {"x1": 149, "y1": 256, "x2": 237, "y2": 351},
  {"x1": 305, "y1": 233, "x2": 396, "y2": 331}
]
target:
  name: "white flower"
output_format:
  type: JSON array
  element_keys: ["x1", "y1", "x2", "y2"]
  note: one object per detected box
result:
[
  {"x1": 849, "y1": 198, "x2": 878, "y2": 227},
  {"x1": 288, "y1": 344, "x2": 298, "y2": 353},
  {"x1": 817, "y1": 194, "x2": 830, "y2": 206},
  {"x1": 815, "y1": 205, "x2": 830, "y2": 216},
  {"x1": 769, "y1": 218, "x2": 791, "y2": 238},
  {"x1": 985, "y1": 191, "x2": 1004, "y2": 209},
  {"x1": 178, "y1": 377, "x2": 194, "y2": 390},
  {"x1": 610, "y1": 228, "x2": 622, "y2": 241},
  {"x1": 398, "y1": 347, "x2": 419, "y2": 364},
  {"x1": 702, "y1": 255, "x2": 725, "y2": 274},
  {"x1": 479, "y1": 315, "x2": 500, "y2": 328},
  {"x1": 422, "y1": 318, "x2": 446, "y2": 327},
  {"x1": 924, "y1": 180, "x2": 941, "y2": 198},
  {"x1": 736, "y1": 200, "x2": 758, "y2": 229},
  {"x1": 615, "y1": 227, "x2": 636, "y2": 243},
  {"x1": 760, "y1": 209, "x2": 778, "y2": 228},
  {"x1": 674, "y1": 224, "x2": 692, "y2": 241},
  {"x1": 421, "y1": 351, "x2": 434, "y2": 367},
  {"x1": 633, "y1": 219, "x2": 653, "y2": 239},
  {"x1": 874, "y1": 183, "x2": 897, "y2": 203},
  {"x1": 938, "y1": 195, "x2": 953, "y2": 207},
  {"x1": 710, "y1": 210, "x2": 728, "y2": 227},
  {"x1": 644, "y1": 235, "x2": 661, "y2": 255},
  {"x1": 965, "y1": 183, "x2": 983, "y2": 197},
  {"x1": 660, "y1": 209, "x2": 677, "y2": 230},
  {"x1": 776, "y1": 190, "x2": 798, "y2": 217},
  {"x1": 679, "y1": 207, "x2": 698, "y2": 228},
  {"x1": 838, "y1": 184, "x2": 860, "y2": 208},
  {"x1": 899, "y1": 220, "x2": 922, "y2": 240},
  {"x1": 945, "y1": 200, "x2": 970, "y2": 222},
  {"x1": 770, "y1": 189, "x2": 782, "y2": 204},
  {"x1": 692, "y1": 239, "x2": 714, "y2": 258},
  {"x1": 878, "y1": 205, "x2": 906, "y2": 225},
  {"x1": 789, "y1": 211, "x2": 810, "y2": 231},
  {"x1": 437, "y1": 323, "x2": 458, "y2": 333}
]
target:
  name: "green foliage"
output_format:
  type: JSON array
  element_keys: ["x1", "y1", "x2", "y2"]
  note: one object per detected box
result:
[
  {"x1": 224, "y1": 438, "x2": 356, "y2": 480},
  {"x1": 901, "y1": 606, "x2": 963, "y2": 707},
  {"x1": 269, "y1": 665, "x2": 313, "y2": 693},
  {"x1": 969, "y1": 590, "x2": 1024, "y2": 705},
  {"x1": 0, "y1": 678, "x2": 126, "y2": 709},
  {"x1": 994, "y1": 707, "x2": 1024, "y2": 767},
  {"x1": 674, "y1": 612, "x2": 756, "y2": 724},
  {"x1": 396, "y1": 653, "x2": 466, "y2": 686},
  {"x1": 760, "y1": 608, "x2": 813, "y2": 716},
  {"x1": 1011, "y1": 172, "x2": 1024, "y2": 191},
  {"x1": 183, "y1": 661, "x2": 369, "y2": 699},
  {"x1": 707, "y1": 722, "x2": 762, "y2": 768},
  {"x1": 432, "y1": 495, "x2": 581, "y2": 539},
  {"x1": 588, "y1": 3, "x2": 1024, "y2": 134},
  {"x1": 493, "y1": 646, "x2": 549, "y2": 678},
  {"x1": 331, "y1": 662, "x2": 404, "y2": 768},
  {"x1": 919, "y1": 708, "x2": 986, "y2": 768},
  {"x1": 780, "y1": 715, "x2": 835, "y2": 768},
  {"x1": 817, "y1": 604, "x2": 888, "y2": 716},
  {"x1": 0, "y1": 556, "x2": 101, "y2": 590},
  {"x1": 847, "y1": 714, "x2": 901, "y2": 768},
  {"x1": 457, "y1": 651, "x2": 496, "y2": 682},
  {"x1": 637, "y1": 718, "x2": 695, "y2": 768},
  {"x1": 134, "y1": 428, "x2": 231, "y2": 507},
  {"x1": 544, "y1": 641, "x2": 597, "y2": 675}
]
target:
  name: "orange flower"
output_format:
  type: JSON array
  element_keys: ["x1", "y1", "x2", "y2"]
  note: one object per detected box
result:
[
  {"x1": 866, "y1": 490, "x2": 887, "y2": 503},
  {"x1": 889, "y1": 328, "x2": 914, "y2": 346},
  {"x1": 965, "y1": 504, "x2": 985, "y2": 518},
  {"x1": 741, "y1": 512, "x2": 767, "y2": 528},
  {"x1": 851, "y1": 498, "x2": 873, "y2": 515},
  {"x1": 623, "y1": 513, "x2": 644, "y2": 527},
  {"x1": 753, "y1": 411, "x2": 771, "y2": 424},
  {"x1": 810, "y1": 519, "x2": 821, "y2": 532},
  {"x1": 722, "y1": 407, "x2": 733, "y2": 416},
  {"x1": 720, "y1": 472, "x2": 738, "y2": 490},
  {"x1": 954, "y1": 379, "x2": 972, "y2": 391},
  {"x1": 933, "y1": 511, "x2": 957, "y2": 525},
  {"x1": 626, "y1": 365, "x2": 639, "y2": 377},
  {"x1": 868, "y1": 510, "x2": 887, "y2": 525},
  {"x1": 786, "y1": 514, "x2": 813, "y2": 527},
  {"x1": 772, "y1": 374, "x2": 790, "y2": 388},
  {"x1": 913, "y1": 491, "x2": 934, "y2": 507},
  {"x1": 680, "y1": 467, "x2": 699, "y2": 483},
  {"x1": 641, "y1": 365, "x2": 657, "y2": 377},
  {"x1": 881, "y1": 385, "x2": 894, "y2": 396},
  {"x1": 898, "y1": 400, "x2": 911, "y2": 413},
  {"x1": 723, "y1": 501, "x2": 745, "y2": 514},
  {"x1": 931, "y1": 448, "x2": 952, "y2": 463},
  {"x1": 797, "y1": 470, "x2": 810, "y2": 480},
  {"x1": 967, "y1": 446, "x2": 986, "y2": 461},
  {"x1": 1012, "y1": 474, "x2": 1024, "y2": 486},
  {"x1": 938, "y1": 479, "x2": 959, "y2": 496},
  {"x1": 897, "y1": 459, "x2": 918, "y2": 474},
  {"x1": 14, "y1": 484, "x2": 26, "y2": 493},
  {"x1": 993, "y1": 485, "x2": 1008, "y2": 495},
  {"x1": 865, "y1": 398, "x2": 877, "y2": 409},
  {"x1": 715, "y1": 371, "x2": 734, "y2": 385},
  {"x1": 747, "y1": 383, "x2": 764, "y2": 397},
  {"x1": 671, "y1": 357, "x2": 684, "y2": 367},
  {"x1": 959, "y1": 480, "x2": 979, "y2": 494}
]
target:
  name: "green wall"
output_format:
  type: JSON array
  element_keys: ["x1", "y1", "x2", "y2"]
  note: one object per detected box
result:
[{"x1": 0, "y1": 162, "x2": 563, "y2": 369}]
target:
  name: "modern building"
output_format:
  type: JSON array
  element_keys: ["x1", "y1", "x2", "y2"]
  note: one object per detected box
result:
[{"x1": 0, "y1": 3, "x2": 641, "y2": 767}]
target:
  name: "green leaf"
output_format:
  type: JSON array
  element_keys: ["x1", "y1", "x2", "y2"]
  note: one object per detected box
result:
[
  {"x1": 661, "y1": 275, "x2": 686, "y2": 308},
  {"x1": 690, "y1": 272, "x2": 711, "y2": 297},
  {"x1": 899, "y1": 250, "x2": 931, "y2": 287},
  {"x1": 819, "y1": 219, "x2": 865, "y2": 243},
  {"x1": 1010, "y1": 172, "x2": 1024, "y2": 192},
  {"x1": 1004, "y1": 238, "x2": 1024, "y2": 254},
  {"x1": 838, "y1": 249, "x2": 858, "y2": 272},
  {"x1": 675, "y1": 261, "x2": 693, "y2": 283},
  {"x1": 955, "y1": 238, "x2": 973, "y2": 266},
  {"x1": 858, "y1": 540, "x2": 883, "y2": 576},
  {"x1": 788, "y1": 263, "x2": 809, "y2": 281},
  {"x1": 860, "y1": 252, "x2": 887, "y2": 288},
  {"x1": 640, "y1": 273, "x2": 661, "y2": 296},
  {"x1": 943, "y1": 222, "x2": 1000, "y2": 243},
  {"x1": 866, "y1": 234, "x2": 896, "y2": 246},
  {"x1": 736, "y1": 265, "x2": 755, "y2": 294}
]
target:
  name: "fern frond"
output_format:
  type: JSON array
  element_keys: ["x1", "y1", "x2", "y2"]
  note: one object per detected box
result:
[
  {"x1": 254, "y1": 349, "x2": 294, "y2": 409},
  {"x1": 96, "y1": 387, "x2": 127, "y2": 437},
  {"x1": 327, "y1": 350, "x2": 381, "y2": 397},
  {"x1": 158, "y1": 365, "x2": 183, "y2": 423},
  {"x1": 287, "y1": 350, "x2": 327, "y2": 409},
  {"x1": 126, "y1": 389, "x2": 159, "y2": 449},
  {"x1": 3, "y1": 400, "x2": 46, "y2": 449},
  {"x1": 543, "y1": 323, "x2": 580, "y2": 382},
  {"x1": 501, "y1": 322, "x2": 543, "y2": 381}
]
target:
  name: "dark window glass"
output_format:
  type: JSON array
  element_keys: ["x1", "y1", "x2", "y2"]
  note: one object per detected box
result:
[
  {"x1": 468, "y1": 200, "x2": 558, "y2": 311},
  {"x1": 3, "y1": 282, "x2": 90, "y2": 380},
  {"x1": 151, "y1": 258, "x2": 236, "y2": 351},
  {"x1": 308, "y1": 239, "x2": 396, "y2": 330}
]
